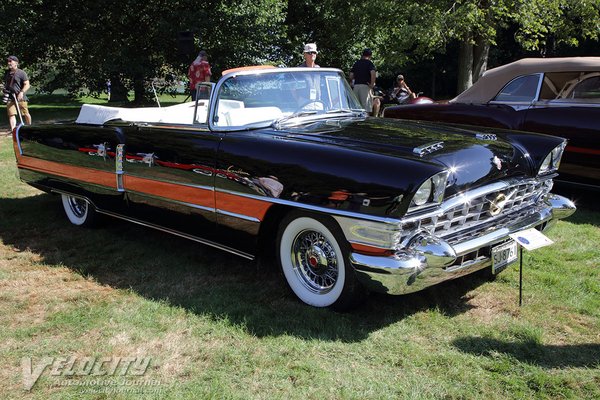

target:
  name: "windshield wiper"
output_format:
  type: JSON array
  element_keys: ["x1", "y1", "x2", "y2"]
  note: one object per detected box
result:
[
  {"x1": 271, "y1": 110, "x2": 319, "y2": 129},
  {"x1": 326, "y1": 108, "x2": 366, "y2": 116}
]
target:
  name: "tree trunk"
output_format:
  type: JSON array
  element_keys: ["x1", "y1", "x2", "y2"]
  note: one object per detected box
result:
[
  {"x1": 457, "y1": 36, "x2": 491, "y2": 93},
  {"x1": 133, "y1": 75, "x2": 145, "y2": 104},
  {"x1": 473, "y1": 36, "x2": 490, "y2": 83},
  {"x1": 457, "y1": 40, "x2": 473, "y2": 94},
  {"x1": 108, "y1": 76, "x2": 129, "y2": 103}
]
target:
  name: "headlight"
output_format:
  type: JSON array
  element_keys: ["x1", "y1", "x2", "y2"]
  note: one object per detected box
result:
[
  {"x1": 413, "y1": 179, "x2": 432, "y2": 206},
  {"x1": 539, "y1": 143, "x2": 566, "y2": 174},
  {"x1": 409, "y1": 171, "x2": 449, "y2": 212}
]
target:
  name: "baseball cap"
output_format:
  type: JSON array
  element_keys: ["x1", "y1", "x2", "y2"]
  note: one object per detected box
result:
[
  {"x1": 303, "y1": 43, "x2": 318, "y2": 54},
  {"x1": 362, "y1": 48, "x2": 372, "y2": 57},
  {"x1": 7, "y1": 55, "x2": 18, "y2": 62}
]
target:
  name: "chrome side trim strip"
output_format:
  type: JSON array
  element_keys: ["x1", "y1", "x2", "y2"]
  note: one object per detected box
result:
[
  {"x1": 125, "y1": 173, "x2": 215, "y2": 192},
  {"x1": 50, "y1": 188, "x2": 253, "y2": 259},
  {"x1": 125, "y1": 189, "x2": 214, "y2": 213},
  {"x1": 94, "y1": 209, "x2": 254, "y2": 260},
  {"x1": 50, "y1": 189, "x2": 93, "y2": 203},
  {"x1": 215, "y1": 187, "x2": 403, "y2": 225},
  {"x1": 23, "y1": 168, "x2": 118, "y2": 191},
  {"x1": 216, "y1": 209, "x2": 261, "y2": 223},
  {"x1": 116, "y1": 144, "x2": 125, "y2": 192},
  {"x1": 116, "y1": 174, "x2": 124, "y2": 192}
]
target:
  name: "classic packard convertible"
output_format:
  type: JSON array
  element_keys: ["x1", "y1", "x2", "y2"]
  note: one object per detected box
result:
[{"x1": 12, "y1": 67, "x2": 576, "y2": 309}]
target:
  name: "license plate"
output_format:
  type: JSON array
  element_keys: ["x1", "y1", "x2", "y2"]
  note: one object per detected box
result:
[{"x1": 491, "y1": 240, "x2": 518, "y2": 274}]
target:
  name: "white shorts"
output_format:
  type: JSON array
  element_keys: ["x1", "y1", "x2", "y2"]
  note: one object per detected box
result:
[{"x1": 353, "y1": 84, "x2": 373, "y2": 112}]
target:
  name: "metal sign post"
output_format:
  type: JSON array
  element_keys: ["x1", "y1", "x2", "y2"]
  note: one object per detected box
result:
[
  {"x1": 509, "y1": 228, "x2": 555, "y2": 307},
  {"x1": 519, "y1": 246, "x2": 523, "y2": 307}
]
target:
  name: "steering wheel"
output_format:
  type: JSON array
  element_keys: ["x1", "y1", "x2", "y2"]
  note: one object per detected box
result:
[{"x1": 297, "y1": 100, "x2": 325, "y2": 112}]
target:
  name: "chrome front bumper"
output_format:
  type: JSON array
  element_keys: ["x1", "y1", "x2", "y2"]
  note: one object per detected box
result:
[{"x1": 350, "y1": 194, "x2": 576, "y2": 295}]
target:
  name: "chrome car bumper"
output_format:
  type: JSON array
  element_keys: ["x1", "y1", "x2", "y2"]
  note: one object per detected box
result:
[{"x1": 349, "y1": 194, "x2": 576, "y2": 295}]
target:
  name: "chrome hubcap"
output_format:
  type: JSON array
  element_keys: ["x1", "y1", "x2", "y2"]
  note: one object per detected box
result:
[
  {"x1": 68, "y1": 197, "x2": 88, "y2": 218},
  {"x1": 291, "y1": 229, "x2": 339, "y2": 294}
]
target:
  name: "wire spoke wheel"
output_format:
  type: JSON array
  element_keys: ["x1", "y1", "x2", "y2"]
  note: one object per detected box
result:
[
  {"x1": 277, "y1": 212, "x2": 365, "y2": 310},
  {"x1": 292, "y1": 229, "x2": 339, "y2": 294}
]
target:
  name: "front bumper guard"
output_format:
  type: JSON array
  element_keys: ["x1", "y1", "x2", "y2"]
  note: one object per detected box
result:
[{"x1": 350, "y1": 194, "x2": 576, "y2": 295}]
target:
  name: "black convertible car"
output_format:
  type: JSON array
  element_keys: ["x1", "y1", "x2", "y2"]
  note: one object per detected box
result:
[{"x1": 12, "y1": 67, "x2": 575, "y2": 309}]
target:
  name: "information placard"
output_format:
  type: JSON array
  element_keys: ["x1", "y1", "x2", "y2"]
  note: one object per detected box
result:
[{"x1": 509, "y1": 228, "x2": 554, "y2": 251}]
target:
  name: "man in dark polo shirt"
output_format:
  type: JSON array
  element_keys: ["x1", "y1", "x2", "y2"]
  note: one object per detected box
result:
[
  {"x1": 4, "y1": 55, "x2": 31, "y2": 130},
  {"x1": 349, "y1": 48, "x2": 379, "y2": 116}
]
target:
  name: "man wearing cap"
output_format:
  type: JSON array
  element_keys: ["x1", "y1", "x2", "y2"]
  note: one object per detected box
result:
[
  {"x1": 349, "y1": 49, "x2": 379, "y2": 116},
  {"x1": 4, "y1": 55, "x2": 31, "y2": 130},
  {"x1": 293, "y1": 43, "x2": 322, "y2": 110},
  {"x1": 300, "y1": 43, "x2": 320, "y2": 68},
  {"x1": 188, "y1": 50, "x2": 212, "y2": 101}
]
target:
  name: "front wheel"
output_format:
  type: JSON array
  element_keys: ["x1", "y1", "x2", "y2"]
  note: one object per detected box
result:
[
  {"x1": 276, "y1": 212, "x2": 365, "y2": 310},
  {"x1": 61, "y1": 194, "x2": 96, "y2": 227}
]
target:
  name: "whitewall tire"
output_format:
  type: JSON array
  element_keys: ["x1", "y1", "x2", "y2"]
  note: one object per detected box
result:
[
  {"x1": 277, "y1": 212, "x2": 364, "y2": 310},
  {"x1": 61, "y1": 194, "x2": 96, "y2": 227}
]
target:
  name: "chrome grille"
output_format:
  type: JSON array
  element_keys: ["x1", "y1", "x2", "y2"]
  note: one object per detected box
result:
[{"x1": 402, "y1": 179, "x2": 550, "y2": 246}]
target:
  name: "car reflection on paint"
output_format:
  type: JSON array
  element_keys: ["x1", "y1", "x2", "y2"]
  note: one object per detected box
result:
[{"x1": 13, "y1": 66, "x2": 576, "y2": 310}]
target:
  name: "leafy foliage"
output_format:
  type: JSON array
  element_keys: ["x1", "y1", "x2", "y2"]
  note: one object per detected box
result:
[{"x1": 0, "y1": 0, "x2": 598, "y2": 100}]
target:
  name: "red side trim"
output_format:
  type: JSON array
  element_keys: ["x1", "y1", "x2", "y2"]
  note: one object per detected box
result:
[
  {"x1": 18, "y1": 156, "x2": 117, "y2": 188},
  {"x1": 351, "y1": 243, "x2": 394, "y2": 257},
  {"x1": 18, "y1": 155, "x2": 272, "y2": 222},
  {"x1": 123, "y1": 175, "x2": 214, "y2": 209},
  {"x1": 124, "y1": 176, "x2": 271, "y2": 221},
  {"x1": 566, "y1": 145, "x2": 600, "y2": 156},
  {"x1": 216, "y1": 191, "x2": 272, "y2": 221}
]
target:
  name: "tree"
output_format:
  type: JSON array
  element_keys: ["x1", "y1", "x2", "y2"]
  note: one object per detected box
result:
[
  {"x1": 428, "y1": 0, "x2": 600, "y2": 92},
  {"x1": 2, "y1": 0, "x2": 598, "y2": 100},
  {"x1": 3, "y1": 0, "x2": 288, "y2": 103}
]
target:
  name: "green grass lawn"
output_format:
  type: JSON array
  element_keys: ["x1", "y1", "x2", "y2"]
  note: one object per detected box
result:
[{"x1": 0, "y1": 102, "x2": 599, "y2": 398}]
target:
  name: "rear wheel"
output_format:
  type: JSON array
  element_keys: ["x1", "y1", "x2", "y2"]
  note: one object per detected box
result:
[
  {"x1": 61, "y1": 194, "x2": 96, "y2": 227},
  {"x1": 276, "y1": 212, "x2": 365, "y2": 310}
]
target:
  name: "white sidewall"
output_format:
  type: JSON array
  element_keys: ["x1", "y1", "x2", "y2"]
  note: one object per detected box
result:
[
  {"x1": 61, "y1": 194, "x2": 89, "y2": 226},
  {"x1": 279, "y1": 217, "x2": 345, "y2": 307}
]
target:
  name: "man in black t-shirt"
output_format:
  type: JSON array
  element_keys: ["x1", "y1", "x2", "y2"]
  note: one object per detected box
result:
[
  {"x1": 349, "y1": 48, "x2": 380, "y2": 116},
  {"x1": 3, "y1": 55, "x2": 31, "y2": 130}
]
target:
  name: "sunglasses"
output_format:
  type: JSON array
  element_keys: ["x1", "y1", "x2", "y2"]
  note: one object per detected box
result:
[{"x1": 305, "y1": 51, "x2": 317, "y2": 55}]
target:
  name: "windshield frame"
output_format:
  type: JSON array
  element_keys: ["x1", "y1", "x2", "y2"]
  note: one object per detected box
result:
[{"x1": 207, "y1": 67, "x2": 363, "y2": 132}]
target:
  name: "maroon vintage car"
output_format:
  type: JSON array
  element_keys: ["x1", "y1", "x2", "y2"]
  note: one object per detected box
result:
[{"x1": 384, "y1": 57, "x2": 600, "y2": 189}]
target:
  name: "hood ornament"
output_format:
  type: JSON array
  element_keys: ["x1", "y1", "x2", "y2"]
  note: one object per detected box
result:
[
  {"x1": 476, "y1": 133, "x2": 497, "y2": 141},
  {"x1": 492, "y1": 155, "x2": 503, "y2": 170},
  {"x1": 413, "y1": 141, "x2": 444, "y2": 157}
]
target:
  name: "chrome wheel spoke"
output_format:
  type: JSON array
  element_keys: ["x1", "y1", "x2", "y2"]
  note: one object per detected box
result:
[{"x1": 292, "y1": 229, "x2": 339, "y2": 294}]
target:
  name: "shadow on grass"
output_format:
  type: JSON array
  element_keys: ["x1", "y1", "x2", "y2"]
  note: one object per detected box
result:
[
  {"x1": 0, "y1": 193, "x2": 499, "y2": 342},
  {"x1": 452, "y1": 336, "x2": 600, "y2": 369}
]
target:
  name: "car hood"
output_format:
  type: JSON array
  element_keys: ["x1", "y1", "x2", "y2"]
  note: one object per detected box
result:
[{"x1": 278, "y1": 117, "x2": 543, "y2": 195}]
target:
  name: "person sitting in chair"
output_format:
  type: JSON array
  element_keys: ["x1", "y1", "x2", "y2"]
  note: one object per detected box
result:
[{"x1": 390, "y1": 74, "x2": 416, "y2": 104}]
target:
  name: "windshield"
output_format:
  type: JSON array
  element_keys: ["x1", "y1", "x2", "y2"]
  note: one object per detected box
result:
[{"x1": 212, "y1": 69, "x2": 363, "y2": 128}]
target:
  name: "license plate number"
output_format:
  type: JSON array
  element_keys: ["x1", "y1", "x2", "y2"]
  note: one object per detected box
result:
[{"x1": 492, "y1": 240, "x2": 517, "y2": 274}]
